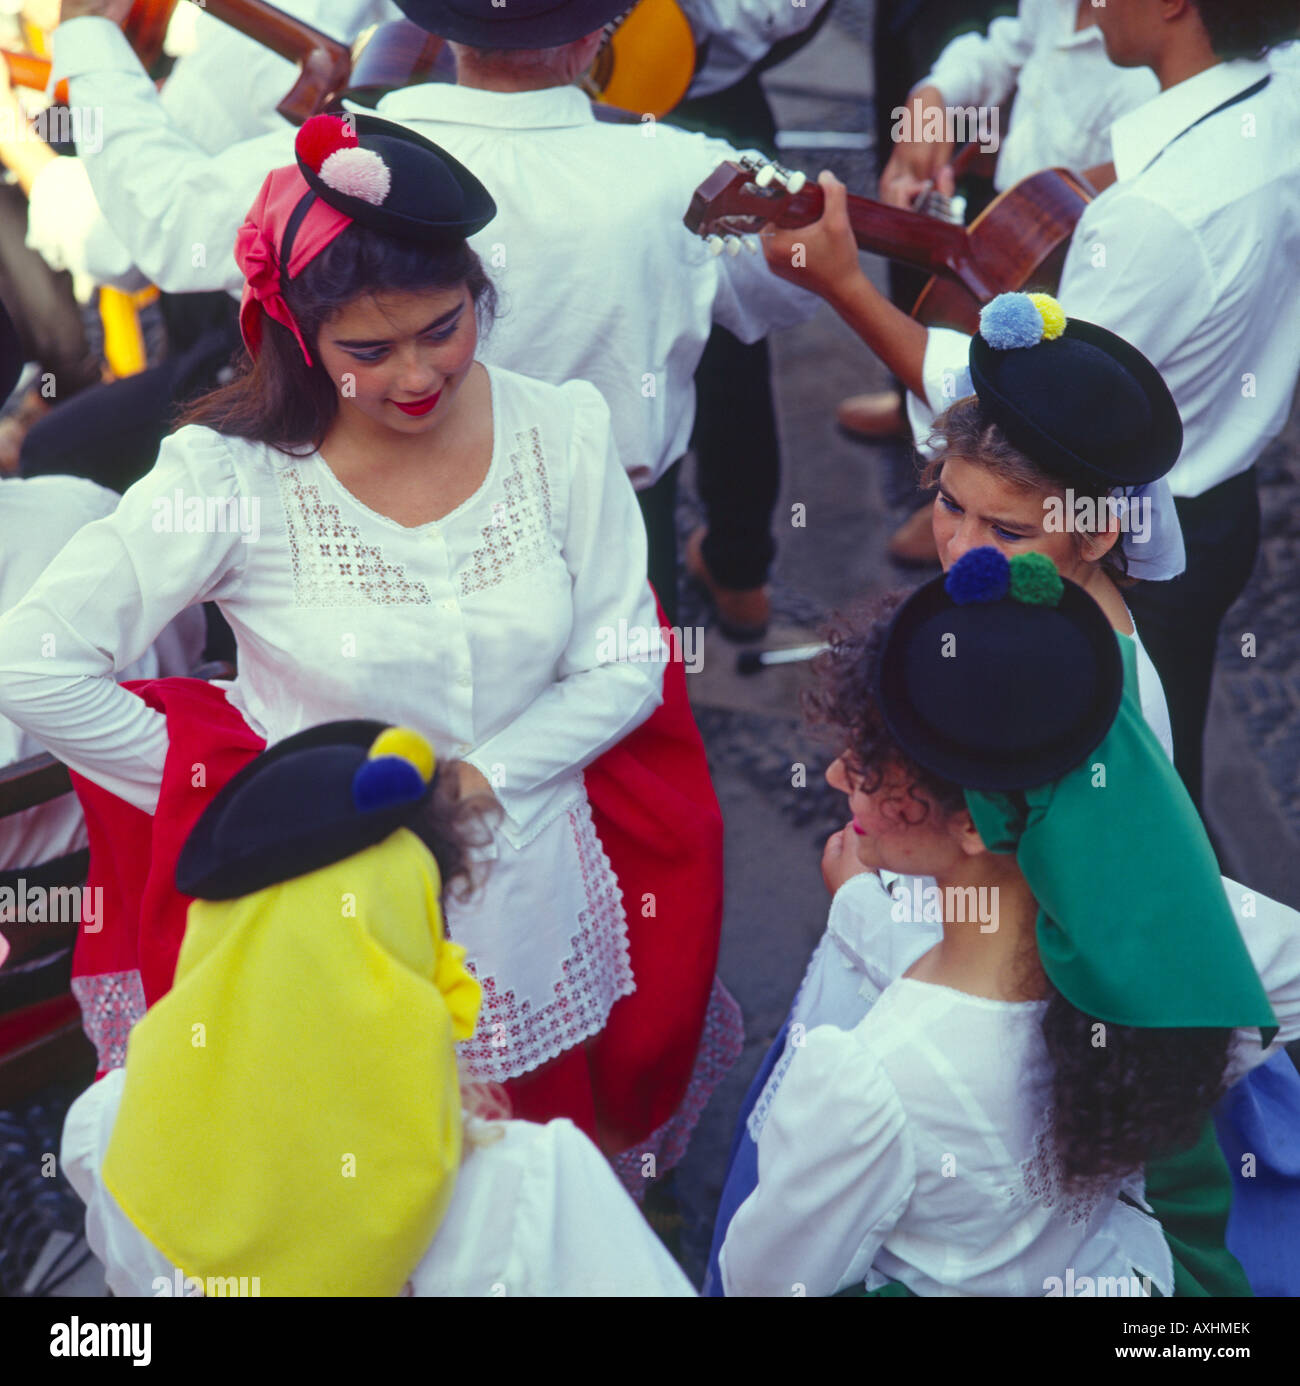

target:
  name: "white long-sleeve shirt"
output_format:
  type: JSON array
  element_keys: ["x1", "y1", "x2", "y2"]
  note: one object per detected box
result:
[
  {"x1": 0, "y1": 477, "x2": 204, "y2": 871},
  {"x1": 909, "y1": 58, "x2": 1300, "y2": 498},
  {"x1": 48, "y1": 18, "x2": 816, "y2": 488},
  {"x1": 25, "y1": 0, "x2": 399, "y2": 293},
  {"x1": 921, "y1": 0, "x2": 1156, "y2": 189}
]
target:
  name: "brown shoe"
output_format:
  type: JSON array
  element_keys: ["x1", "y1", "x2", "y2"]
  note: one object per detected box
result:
[
  {"x1": 887, "y1": 505, "x2": 941, "y2": 567},
  {"x1": 685, "y1": 527, "x2": 770, "y2": 642},
  {"x1": 836, "y1": 389, "x2": 907, "y2": 439}
]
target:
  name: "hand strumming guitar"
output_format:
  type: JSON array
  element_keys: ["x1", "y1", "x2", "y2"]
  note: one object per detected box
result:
[{"x1": 878, "y1": 85, "x2": 958, "y2": 211}]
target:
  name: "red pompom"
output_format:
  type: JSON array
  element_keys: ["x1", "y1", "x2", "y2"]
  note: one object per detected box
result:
[{"x1": 295, "y1": 114, "x2": 359, "y2": 173}]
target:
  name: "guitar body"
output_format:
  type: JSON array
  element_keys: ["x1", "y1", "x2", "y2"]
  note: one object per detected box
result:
[
  {"x1": 912, "y1": 168, "x2": 1094, "y2": 331},
  {"x1": 586, "y1": 0, "x2": 696, "y2": 119}
]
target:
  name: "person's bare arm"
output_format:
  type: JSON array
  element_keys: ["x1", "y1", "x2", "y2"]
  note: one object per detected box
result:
[{"x1": 760, "y1": 171, "x2": 928, "y2": 398}]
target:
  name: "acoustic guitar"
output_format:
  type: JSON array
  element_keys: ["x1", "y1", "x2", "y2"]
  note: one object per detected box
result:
[{"x1": 684, "y1": 156, "x2": 1097, "y2": 333}]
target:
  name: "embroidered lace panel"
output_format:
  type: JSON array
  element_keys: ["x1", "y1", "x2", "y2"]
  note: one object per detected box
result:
[
  {"x1": 612, "y1": 977, "x2": 745, "y2": 1200},
  {"x1": 71, "y1": 968, "x2": 146, "y2": 1072},
  {"x1": 1015, "y1": 1114, "x2": 1119, "y2": 1226},
  {"x1": 279, "y1": 466, "x2": 432, "y2": 607},
  {"x1": 745, "y1": 1028, "x2": 801, "y2": 1146},
  {"x1": 456, "y1": 801, "x2": 633, "y2": 1083},
  {"x1": 459, "y1": 427, "x2": 554, "y2": 598}
]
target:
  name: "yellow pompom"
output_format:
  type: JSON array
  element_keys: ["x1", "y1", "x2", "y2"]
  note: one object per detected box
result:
[
  {"x1": 1027, "y1": 293, "x2": 1066, "y2": 342},
  {"x1": 369, "y1": 726, "x2": 436, "y2": 783}
]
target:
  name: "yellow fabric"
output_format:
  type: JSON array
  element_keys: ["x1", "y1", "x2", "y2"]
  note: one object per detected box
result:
[{"x1": 102, "y1": 828, "x2": 481, "y2": 1297}]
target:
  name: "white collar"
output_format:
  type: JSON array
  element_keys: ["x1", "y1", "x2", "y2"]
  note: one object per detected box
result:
[
  {"x1": 1110, "y1": 58, "x2": 1272, "y2": 182},
  {"x1": 375, "y1": 82, "x2": 595, "y2": 131}
]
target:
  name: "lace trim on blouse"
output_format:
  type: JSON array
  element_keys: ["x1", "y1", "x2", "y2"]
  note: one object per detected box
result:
[
  {"x1": 456, "y1": 799, "x2": 634, "y2": 1082},
  {"x1": 459, "y1": 427, "x2": 554, "y2": 597},
  {"x1": 1014, "y1": 1113, "x2": 1122, "y2": 1226},
  {"x1": 71, "y1": 968, "x2": 146, "y2": 1073},
  {"x1": 278, "y1": 465, "x2": 432, "y2": 607}
]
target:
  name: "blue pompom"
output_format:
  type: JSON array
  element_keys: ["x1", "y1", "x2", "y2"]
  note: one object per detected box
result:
[
  {"x1": 352, "y1": 756, "x2": 426, "y2": 813},
  {"x1": 979, "y1": 293, "x2": 1045, "y2": 351},
  {"x1": 945, "y1": 546, "x2": 1010, "y2": 605}
]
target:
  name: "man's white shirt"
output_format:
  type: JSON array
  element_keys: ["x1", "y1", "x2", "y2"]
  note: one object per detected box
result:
[
  {"x1": 921, "y1": 0, "x2": 1156, "y2": 189},
  {"x1": 46, "y1": 18, "x2": 815, "y2": 488},
  {"x1": 911, "y1": 57, "x2": 1300, "y2": 498}
]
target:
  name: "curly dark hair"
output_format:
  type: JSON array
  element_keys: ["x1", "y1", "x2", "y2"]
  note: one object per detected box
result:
[
  {"x1": 803, "y1": 591, "x2": 967, "y2": 825},
  {"x1": 922, "y1": 395, "x2": 1133, "y2": 584},
  {"x1": 405, "y1": 762, "x2": 501, "y2": 907},
  {"x1": 1190, "y1": 0, "x2": 1300, "y2": 59},
  {"x1": 808, "y1": 598, "x2": 1234, "y2": 1183},
  {"x1": 179, "y1": 222, "x2": 497, "y2": 453}
]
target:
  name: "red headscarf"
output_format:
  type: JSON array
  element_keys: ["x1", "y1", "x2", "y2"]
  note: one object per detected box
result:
[{"x1": 233, "y1": 164, "x2": 352, "y2": 367}]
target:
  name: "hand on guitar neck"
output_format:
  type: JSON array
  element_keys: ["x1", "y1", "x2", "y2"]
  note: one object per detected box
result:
[{"x1": 760, "y1": 170, "x2": 929, "y2": 400}]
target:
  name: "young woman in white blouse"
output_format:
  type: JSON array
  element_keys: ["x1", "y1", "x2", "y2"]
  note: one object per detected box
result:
[
  {"x1": 720, "y1": 549, "x2": 1283, "y2": 1297},
  {"x1": 0, "y1": 113, "x2": 736, "y2": 1182},
  {"x1": 708, "y1": 295, "x2": 1300, "y2": 1294},
  {"x1": 62, "y1": 722, "x2": 694, "y2": 1297}
]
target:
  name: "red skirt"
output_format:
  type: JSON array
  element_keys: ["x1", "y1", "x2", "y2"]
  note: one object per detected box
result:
[{"x1": 70, "y1": 626, "x2": 729, "y2": 1156}]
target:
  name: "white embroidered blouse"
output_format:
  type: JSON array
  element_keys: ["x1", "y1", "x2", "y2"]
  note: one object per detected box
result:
[{"x1": 0, "y1": 364, "x2": 663, "y2": 852}]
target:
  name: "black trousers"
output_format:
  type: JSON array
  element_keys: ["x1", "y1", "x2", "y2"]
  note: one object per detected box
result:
[
  {"x1": 1125, "y1": 468, "x2": 1261, "y2": 811},
  {"x1": 637, "y1": 460, "x2": 681, "y2": 629},
  {"x1": 670, "y1": 68, "x2": 785, "y2": 594}
]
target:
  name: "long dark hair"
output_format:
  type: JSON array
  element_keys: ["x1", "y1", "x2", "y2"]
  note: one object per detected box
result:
[
  {"x1": 180, "y1": 222, "x2": 497, "y2": 454},
  {"x1": 805, "y1": 595, "x2": 1233, "y2": 1183}
]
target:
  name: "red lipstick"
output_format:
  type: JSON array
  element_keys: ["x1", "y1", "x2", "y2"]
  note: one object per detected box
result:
[{"x1": 391, "y1": 388, "x2": 443, "y2": 417}]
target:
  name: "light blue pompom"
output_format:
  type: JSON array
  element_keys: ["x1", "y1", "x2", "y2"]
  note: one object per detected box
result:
[{"x1": 979, "y1": 293, "x2": 1045, "y2": 351}]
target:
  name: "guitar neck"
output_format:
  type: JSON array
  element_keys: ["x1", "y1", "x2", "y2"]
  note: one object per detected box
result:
[
  {"x1": 777, "y1": 184, "x2": 990, "y2": 297},
  {"x1": 201, "y1": 0, "x2": 344, "y2": 67}
]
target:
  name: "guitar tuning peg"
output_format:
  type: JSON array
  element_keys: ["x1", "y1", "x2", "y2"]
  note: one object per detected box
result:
[
  {"x1": 754, "y1": 163, "x2": 777, "y2": 189},
  {"x1": 785, "y1": 170, "x2": 807, "y2": 195},
  {"x1": 724, "y1": 236, "x2": 742, "y2": 256},
  {"x1": 705, "y1": 234, "x2": 725, "y2": 257}
]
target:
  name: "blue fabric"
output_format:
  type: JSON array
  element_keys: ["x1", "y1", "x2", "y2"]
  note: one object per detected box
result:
[
  {"x1": 1215, "y1": 1048, "x2": 1300, "y2": 1296},
  {"x1": 703, "y1": 1021, "x2": 790, "y2": 1297}
]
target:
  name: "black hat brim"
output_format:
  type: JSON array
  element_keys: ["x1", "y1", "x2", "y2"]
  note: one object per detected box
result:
[
  {"x1": 391, "y1": 0, "x2": 628, "y2": 49},
  {"x1": 969, "y1": 318, "x2": 1182, "y2": 489},
  {"x1": 297, "y1": 113, "x2": 496, "y2": 241},
  {"x1": 176, "y1": 720, "x2": 433, "y2": 901},
  {"x1": 875, "y1": 575, "x2": 1124, "y2": 792}
]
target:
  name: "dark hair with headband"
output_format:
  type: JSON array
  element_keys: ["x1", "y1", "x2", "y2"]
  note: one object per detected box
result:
[
  {"x1": 179, "y1": 222, "x2": 497, "y2": 453},
  {"x1": 806, "y1": 596, "x2": 1232, "y2": 1184}
]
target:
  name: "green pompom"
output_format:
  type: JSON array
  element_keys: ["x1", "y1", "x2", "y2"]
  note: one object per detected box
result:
[{"x1": 1008, "y1": 552, "x2": 1064, "y2": 607}]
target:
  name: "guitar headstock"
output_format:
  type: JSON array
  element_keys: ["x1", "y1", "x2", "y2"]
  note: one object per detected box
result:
[{"x1": 684, "y1": 156, "x2": 817, "y2": 255}]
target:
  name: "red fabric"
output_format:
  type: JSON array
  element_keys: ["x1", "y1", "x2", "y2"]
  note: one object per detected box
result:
[
  {"x1": 67, "y1": 620, "x2": 724, "y2": 1151},
  {"x1": 70, "y1": 678, "x2": 264, "y2": 1011}
]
